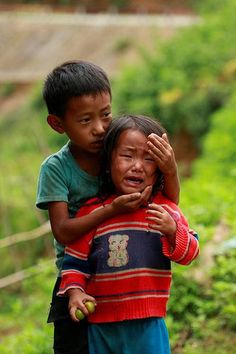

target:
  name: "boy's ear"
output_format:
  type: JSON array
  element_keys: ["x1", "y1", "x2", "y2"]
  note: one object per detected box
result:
[{"x1": 47, "y1": 114, "x2": 64, "y2": 134}]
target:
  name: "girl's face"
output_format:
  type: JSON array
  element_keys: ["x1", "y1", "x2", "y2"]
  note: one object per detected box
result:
[{"x1": 111, "y1": 129, "x2": 158, "y2": 195}]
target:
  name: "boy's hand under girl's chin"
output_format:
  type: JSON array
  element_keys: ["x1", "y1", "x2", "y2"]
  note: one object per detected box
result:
[{"x1": 111, "y1": 185, "x2": 152, "y2": 214}]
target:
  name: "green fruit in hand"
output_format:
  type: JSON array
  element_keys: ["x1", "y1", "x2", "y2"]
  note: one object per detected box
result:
[
  {"x1": 75, "y1": 301, "x2": 95, "y2": 320},
  {"x1": 85, "y1": 301, "x2": 96, "y2": 314},
  {"x1": 75, "y1": 309, "x2": 85, "y2": 320}
]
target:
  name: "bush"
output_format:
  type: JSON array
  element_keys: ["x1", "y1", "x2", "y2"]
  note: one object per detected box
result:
[
  {"x1": 0, "y1": 83, "x2": 16, "y2": 97},
  {"x1": 112, "y1": 0, "x2": 236, "y2": 146},
  {"x1": 0, "y1": 260, "x2": 55, "y2": 354}
]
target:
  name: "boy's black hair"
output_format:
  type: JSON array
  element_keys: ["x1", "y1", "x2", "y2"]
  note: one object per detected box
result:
[
  {"x1": 99, "y1": 114, "x2": 166, "y2": 199},
  {"x1": 42, "y1": 60, "x2": 111, "y2": 117}
]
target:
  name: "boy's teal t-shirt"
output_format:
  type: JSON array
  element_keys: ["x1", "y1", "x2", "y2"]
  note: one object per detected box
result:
[{"x1": 36, "y1": 141, "x2": 99, "y2": 272}]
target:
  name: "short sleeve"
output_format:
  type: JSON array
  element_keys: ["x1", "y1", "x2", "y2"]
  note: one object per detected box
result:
[{"x1": 36, "y1": 156, "x2": 69, "y2": 210}]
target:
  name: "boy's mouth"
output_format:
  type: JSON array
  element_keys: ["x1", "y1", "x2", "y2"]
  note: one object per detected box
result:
[{"x1": 91, "y1": 139, "x2": 103, "y2": 147}]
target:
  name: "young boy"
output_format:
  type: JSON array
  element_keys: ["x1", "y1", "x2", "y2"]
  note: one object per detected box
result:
[{"x1": 36, "y1": 60, "x2": 180, "y2": 354}]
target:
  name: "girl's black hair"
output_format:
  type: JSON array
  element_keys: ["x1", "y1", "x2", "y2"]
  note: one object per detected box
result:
[{"x1": 99, "y1": 114, "x2": 167, "y2": 200}]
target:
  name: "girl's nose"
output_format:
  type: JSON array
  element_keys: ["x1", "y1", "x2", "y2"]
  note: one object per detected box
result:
[{"x1": 132, "y1": 159, "x2": 143, "y2": 171}]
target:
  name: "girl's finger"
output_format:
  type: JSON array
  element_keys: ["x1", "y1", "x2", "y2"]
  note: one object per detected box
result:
[
  {"x1": 148, "y1": 133, "x2": 169, "y2": 149},
  {"x1": 146, "y1": 211, "x2": 162, "y2": 218},
  {"x1": 161, "y1": 133, "x2": 170, "y2": 143},
  {"x1": 147, "y1": 221, "x2": 163, "y2": 231},
  {"x1": 148, "y1": 204, "x2": 165, "y2": 212},
  {"x1": 147, "y1": 140, "x2": 166, "y2": 156},
  {"x1": 146, "y1": 216, "x2": 161, "y2": 224}
]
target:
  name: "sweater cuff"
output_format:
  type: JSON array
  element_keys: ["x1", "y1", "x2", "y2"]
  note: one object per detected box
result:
[
  {"x1": 57, "y1": 273, "x2": 86, "y2": 296},
  {"x1": 57, "y1": 284, "x2": 84, "y2": 297},
  {"x1": 161, "y1": 221, "x2": 190, "y2": 262}
]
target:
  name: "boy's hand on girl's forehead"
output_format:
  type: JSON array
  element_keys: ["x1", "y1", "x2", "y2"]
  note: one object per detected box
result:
[
  {"x1": 111, "y1": 186, "x2": 152, "y2": 213},
  {"x1": 147, "y1": 133, "x2": 177, "y2": 175}
]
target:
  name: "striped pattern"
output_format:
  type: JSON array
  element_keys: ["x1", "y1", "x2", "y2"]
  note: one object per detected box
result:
[{"x1": 58, "y1": 193, "x2": 199, "y2": 323}]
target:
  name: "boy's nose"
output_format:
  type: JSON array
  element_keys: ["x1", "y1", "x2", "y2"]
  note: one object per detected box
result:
[{"x1": 93, "y1": 121, "x2": 106, "y2": 135}]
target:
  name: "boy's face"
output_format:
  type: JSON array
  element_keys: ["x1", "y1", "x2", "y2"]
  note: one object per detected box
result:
[
  {"x1": 49, "y1": 92, "x2": 112, "y2": 155},
  {"x1": 111, "y1": 129, "x2": 158, "y2": 195}
]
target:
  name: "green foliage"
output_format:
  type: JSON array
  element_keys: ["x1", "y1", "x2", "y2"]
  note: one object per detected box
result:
[
  {"x1": 195, "y1": 0, "x2": 233, "y2": 14},
  {"x1": 0, "y1": 83, "x2": 16, "y2": 97},
  {"x1": 166, "y1": 265, "x2": 204, "y2": 346},
  {"x1": 0, "y1": 260, "x2": 55, "y2": 354},
  {"x1": 112, "y1": 0, "x2": 236, "y2": 144},
  {"x1": 177, "y1": 248, "x2": 236, "y2": 354},
  {"x1": 0, "y1": 82, "x2": 65, "y2": 274},
  {"x1": 1, "y1": 1, "x2": 236, "y2": 352},
  {"x1": 0, "y1": 326, "x2": 52, "y2": 354},
  {"x1": 111, "y1": 0, "x2": 128, "y2": 9},
  {"x1": 181, "y1": 91, "x2": 236, "y2": 235},
  {"x1": 166, "y1": 231, "x2": 236, "y2": 351},
  {"x1": 175, "y1": 88, "x2": 236, "y2": 350},
  {"x1": 113, "y1": 37, "x2": 133, "y2": 53},
  {"x1": 0, "y1": 81, "x2": 66, "y2": 237},
  {"x1": 209, "y1": 249, "x2": 236, "y2": 330}
]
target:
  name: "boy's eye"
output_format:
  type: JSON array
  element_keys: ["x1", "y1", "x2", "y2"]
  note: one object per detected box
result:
[
  {"x1": 79, "y1": 118, "x2": 91, "y2": 124},
  {"x1": 103, "y1": 111, "x2": 112, "y2": 119}
]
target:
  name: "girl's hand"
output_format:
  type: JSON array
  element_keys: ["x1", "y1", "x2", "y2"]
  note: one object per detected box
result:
[
  {"x1": 146, "y1": 203, "x2": 176, "y2": 246},
  {"x1": 111, "y1": 185, "x2": 152, "y2": 213},
  {"x1": 147, "y1": 133, "x2": 177, "y2": 176},
  {"x1": 67, "y1": 288, "x2": 96, "y2": 322}
]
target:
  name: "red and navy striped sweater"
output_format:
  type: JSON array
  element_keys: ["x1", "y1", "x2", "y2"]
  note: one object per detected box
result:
[{"x1": 58, "y1": 193, "x2": 199, "y2": 323}]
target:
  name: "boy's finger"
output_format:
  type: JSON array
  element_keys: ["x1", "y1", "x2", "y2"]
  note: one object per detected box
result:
[
  {"x1": 127, "y1": 192, "x2": 141, "y2": 201},
  {"x1": 140, "y1": 185, "x2": 152, "y2": 202}
]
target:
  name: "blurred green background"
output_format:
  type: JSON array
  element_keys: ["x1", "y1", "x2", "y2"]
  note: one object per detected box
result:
[{"x1": 0, "y1": 1, "x2": 236, "y2": 353}]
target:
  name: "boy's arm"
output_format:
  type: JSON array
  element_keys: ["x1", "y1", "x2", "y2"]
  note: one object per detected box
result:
[
  {"x1": 147, "y1": 133, "x2": 180, "y2": 204},
  {"x1": 163, "y1": 168, "x2": 180, "y2": 205},
  {"x1": 48, "y1": 186, "x2": 152, "y2": 245}
]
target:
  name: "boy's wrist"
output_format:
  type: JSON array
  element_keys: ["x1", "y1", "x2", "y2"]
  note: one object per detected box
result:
[{"x1": 103, "y1": 203, "x2": 117, "y2": 217}]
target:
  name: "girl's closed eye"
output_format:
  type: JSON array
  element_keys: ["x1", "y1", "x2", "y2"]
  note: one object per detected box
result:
[
  {"x1": 120, "y1": 154, "x2": 132, "y2": 159},
  {"x1": 145, "y1": 155, "x2": 155, "y2": 162}
]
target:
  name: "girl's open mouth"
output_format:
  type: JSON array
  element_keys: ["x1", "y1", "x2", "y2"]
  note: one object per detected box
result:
[{"x1": 126, "y1": 177, "x2": 144, "y2": 185}]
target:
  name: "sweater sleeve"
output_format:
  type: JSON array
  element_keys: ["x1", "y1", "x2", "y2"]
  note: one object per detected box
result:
[
  {"x1": 160, "y1": 204, "x2": 200, "y2": 265},
  {"x1": 57, "y1": 202, "x2": 97, "y2": 296},
  {"x1": 57, "y1": 240, "x2": 91, "y2": 295}
]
